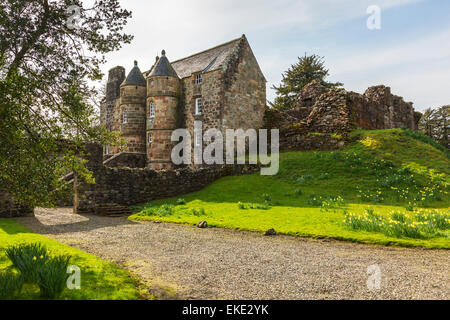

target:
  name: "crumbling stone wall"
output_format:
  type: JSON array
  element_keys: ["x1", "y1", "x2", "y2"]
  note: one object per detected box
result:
[
  {"x1": 270, "y1": 80, "x2": 420, "y2": 134},
  {"x1": 74, "y1": 144, "x2": 258, "y2": 214}
]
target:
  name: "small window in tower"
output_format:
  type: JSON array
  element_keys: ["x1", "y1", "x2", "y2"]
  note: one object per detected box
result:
[
  {"x1": 195, "y1": 98, "x2": 202, "y2": 115},
  {"x1": 148, "y1": 133, "x2": 153, "y2": 144},
  {"x1": 195, "y1": 74, "x2": 203, "y2": 85},
  {"x1": 150, "y1": 101, "x2": 155, "y2": 118},
  {"x1": 122, "y1": 109, "x2": 128, "y2": 124}
]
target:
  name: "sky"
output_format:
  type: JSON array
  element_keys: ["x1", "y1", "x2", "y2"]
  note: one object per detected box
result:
[{"x1": 100, "y1": 0, "x2": 450, "y2": 112}]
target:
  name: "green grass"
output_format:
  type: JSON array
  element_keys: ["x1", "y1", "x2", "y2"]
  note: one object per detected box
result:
[
  {"x1": 0, "y1": 219, "x2": 140, "y2": 300},
  {"x1": 130, "y1": 129, "x2": 450, "y2": 249}
]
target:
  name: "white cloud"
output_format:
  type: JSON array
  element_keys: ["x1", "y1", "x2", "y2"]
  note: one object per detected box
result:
[{"x1": 99, "y1": 0, "x2": 443, "y2": 110}]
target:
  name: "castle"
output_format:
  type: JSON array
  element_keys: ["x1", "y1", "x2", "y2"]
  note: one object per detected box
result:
[{"x1": 100, "y1": 35, "x2": 266, "y2": 170}]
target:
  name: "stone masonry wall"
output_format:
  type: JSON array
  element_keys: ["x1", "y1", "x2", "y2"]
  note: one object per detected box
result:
[
  {"x1": 271, "y1": 80, "x2": 420, "y2": 134},
  {"x1": 75, "y1": 144, "x2": 258, "y2": 214},
  {"x1": 222, "y1": 36, "x2": 266, "y2": 131}
]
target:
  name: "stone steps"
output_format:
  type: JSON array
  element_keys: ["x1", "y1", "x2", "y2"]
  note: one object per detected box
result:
[{"x1": 94, "y1": 204, "x2": 133, "y2": 217}]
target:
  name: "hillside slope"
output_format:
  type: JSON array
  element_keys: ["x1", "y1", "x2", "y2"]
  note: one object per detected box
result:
[{"x1": 131, "y1": 129, "x2": 450, "y2": 248}]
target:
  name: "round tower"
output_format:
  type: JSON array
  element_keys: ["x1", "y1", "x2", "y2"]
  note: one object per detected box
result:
[
  {"x1": 119, "y1": 61, "x2": 147, "y2": 154},
  {"x1": 146, "y1": 50, "x2": 180, "y2": 170}
]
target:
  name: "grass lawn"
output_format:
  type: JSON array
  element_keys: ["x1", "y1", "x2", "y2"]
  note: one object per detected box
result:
[
  {"x1": 130, "y1": 129, "x2": 450, "y2": 249},
  {"x1": 0, "y1": 218, "x2": 141, "y2": 300}
]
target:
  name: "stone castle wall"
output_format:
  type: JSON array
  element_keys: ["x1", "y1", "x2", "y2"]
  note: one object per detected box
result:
[
  {"x1": 74, "y1": 144, "x2": 258, "y2": 214},
  {"x1": 270, "y1": 80, "x2": 420, "y2": 134},
  {"x1": 222, "y1": 36, "x2": 267, "y2": 131}
]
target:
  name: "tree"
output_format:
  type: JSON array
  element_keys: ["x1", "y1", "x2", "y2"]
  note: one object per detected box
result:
[
  {"x1": 418, "y1": 106, "x2": 449, "y2": 148},
  {"x1": 0, "y1": 0, "x2": 132, "y2": 207},
  {"x1": 271, "y1": 54, "x2": 342, "y2": 111}
]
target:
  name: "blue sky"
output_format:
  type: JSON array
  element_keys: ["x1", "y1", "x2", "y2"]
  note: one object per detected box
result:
[{"x1": 102, "y1": 0, "x2": 450, "y2": 111}]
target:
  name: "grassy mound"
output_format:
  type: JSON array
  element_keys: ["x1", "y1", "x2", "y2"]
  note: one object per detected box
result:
[
  {"x1": 0, "y1": 219, "x2": 140, "y2": 300},
  {"x1": 130, "y1": 129, "x2": 450, "y2": 249}
]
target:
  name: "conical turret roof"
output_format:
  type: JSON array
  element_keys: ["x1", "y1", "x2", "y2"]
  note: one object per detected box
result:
[
  {"x1": 121, "y1": 61, "x2": 146, "y2": 86},
  {"x1": 149, "y1": 50, "x2": 178, "y2": 78}
]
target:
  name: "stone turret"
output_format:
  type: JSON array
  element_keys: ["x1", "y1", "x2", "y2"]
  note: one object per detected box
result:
[
  {"x1": 101, "y1": 66, "x2": 125, "y2": 131},
  {"x1": 146, "y1": 50, "x2": 180, "y2": 170},
  {"x1": 119, "y1": 61, "x2": 147, "y2": 154}
]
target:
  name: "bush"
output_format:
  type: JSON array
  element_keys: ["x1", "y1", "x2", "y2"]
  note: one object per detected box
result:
[
  {"x1": 191, "y1": 208, "x2": 206, "y2": 216},
  {"x1": 36, "y1": 255, "x2": 72, "y2": 300},
  {"x1": 138, "y1": 204, "x2": 175, "y2": 217},
  {"x1": 344, "y1": 209, "x2": 450, "y2": 239},
  {"x1": 176, "y1": 198, "x2": 186, "y2": 205},
  {"x1": 0, "y1": 272, "x2": 24, "y2": 300},
  {"x1": 6, "y1": 243, "x2": 49, "y2": 282},
  {"x1": 237, "y1": 202, "x2": 271, "y2": 210}
]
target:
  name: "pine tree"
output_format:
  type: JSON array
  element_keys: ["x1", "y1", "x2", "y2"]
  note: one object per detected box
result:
[{"x1": 271, "y1": 54, "x2": 342, "y2": 111}]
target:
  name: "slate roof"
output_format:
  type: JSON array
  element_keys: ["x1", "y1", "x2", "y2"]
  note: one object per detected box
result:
[
  {"x1": 148, "y1": 50, "x2": 178, "y2": 77},
  {"x1": 144, "y1": 36, "x2": 244, "y2": 79},
  {"x1": 121, "y1": 61, "x2": 146, "y2": 86}
]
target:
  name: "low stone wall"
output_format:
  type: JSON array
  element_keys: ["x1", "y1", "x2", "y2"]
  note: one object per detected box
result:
[
  {"x1": 0, "y1": 190, "x2": 34, "y2": 218},
  {"x1": 103, "y1": 152, "x2": 146, "y2": 168},
  {"x1": 75, "y1": 144, "x2": 259, "y2": 214},
  {"x1": 279, "y1": 130, "x2": 348, "y2": 152}
]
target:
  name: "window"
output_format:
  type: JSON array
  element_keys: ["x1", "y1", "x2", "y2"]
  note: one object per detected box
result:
[
  {"x1": 195, "y1": 74, "x2": 203, "y2": 85},
  {"x1": 148, "y1": 133, "x2": 153, "y2": 144},
  {"x1": 149, "y1": 101, "x2": 155, "y2": 118},
  {"x1": 122, "y1": 109, "x2": 128, "y2": 124},
  {"x1": 195, "y1": 98, "x2": 202, "y2": 115}
]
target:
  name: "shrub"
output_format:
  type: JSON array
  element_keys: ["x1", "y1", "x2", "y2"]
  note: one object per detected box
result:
[
  {"x1": 36, "y1": 255, "x2": 72, "y2": 299},
  {"x1": 262, "y1": 194, "x2": 272, "y2": 202},
  {"x1": 191, "y1": 208, "x2": 206, "y2": 216},
  {"x1": 320, "y1": 196, "x2": 345, "y2": 212},
  {"x1": 344, "y1": 209, "x2": 450, "y2": 239},
  {"x1": 6, "y1": 243, "x2": 49, "y2": 282},
  {"x1": 176, "y1": 198, "x2": 186, "y2": 205},
  {"x1": 237, "y1": 202, "x2": 271, "y2": 210},
  {"x1": 0, "y1": 272, "x2": 24, "y2": 300},
  {"x1": 138, "y1": 204, "x2": 175, "y2": 217}
]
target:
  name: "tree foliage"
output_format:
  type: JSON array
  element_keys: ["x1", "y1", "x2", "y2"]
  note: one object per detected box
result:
[
  {"x1": 418, "y1": 106, "x2": 449, "y2": 148},
  {"x1": 271, "y1": 54, "x2": 342, "y2": 111},
  {"x1": 0, "y1": 0, "x2": 132, "y2": 207}
]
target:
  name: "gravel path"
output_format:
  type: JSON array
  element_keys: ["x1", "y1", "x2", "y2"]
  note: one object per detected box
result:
[{"x1": 15, "y1": 208, "x2": 449, "y2": 300}]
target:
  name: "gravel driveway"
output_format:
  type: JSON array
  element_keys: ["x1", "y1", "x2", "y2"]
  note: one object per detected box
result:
[{"x1": 15, "y1": 208, "x2": 449, "y2": 300}]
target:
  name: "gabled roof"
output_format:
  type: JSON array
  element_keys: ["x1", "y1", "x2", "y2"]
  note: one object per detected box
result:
[
  {"x1": 148, "y1": 50, "x2": 178, "y2": 77},
  {"x1": 121, "y1": 61, "x2": 146, "y2": 86},
  {"x1": 144, "y1": 36, "x2": 244, "y2": 79}
]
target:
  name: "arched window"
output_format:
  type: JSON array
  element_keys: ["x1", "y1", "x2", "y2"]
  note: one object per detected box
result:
[
  {"x1": 148, "y1": 133, "x2": 153, "y2": 144},
  {"x1": 149, "y1": 101, "x2": 155, "y2": 118},
  {"x1": 122, "y1": 109, "x2": 128, "y2": 124}
]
